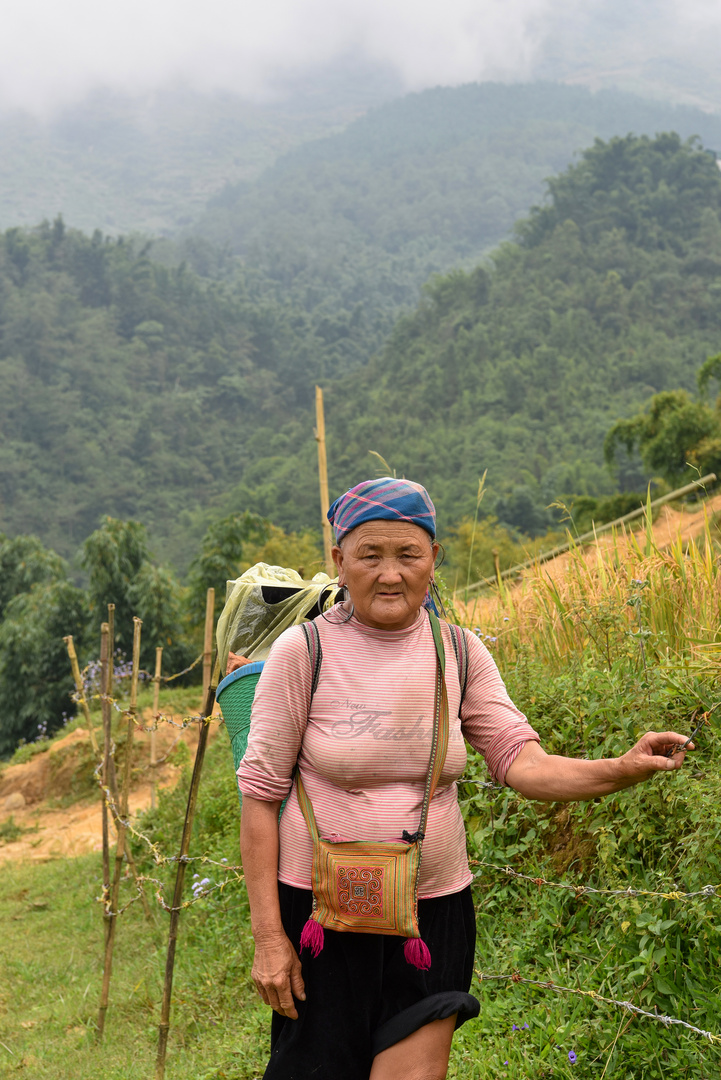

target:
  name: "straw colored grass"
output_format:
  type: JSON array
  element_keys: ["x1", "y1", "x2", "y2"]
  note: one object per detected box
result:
[{"x1": 458, "y1": 508, "x2": 721, "y2": 675}]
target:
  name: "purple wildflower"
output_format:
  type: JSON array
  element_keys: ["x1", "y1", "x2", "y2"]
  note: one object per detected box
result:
[{"x1": 568, "y1": 1050, "x2": 577, "y2": 1064}]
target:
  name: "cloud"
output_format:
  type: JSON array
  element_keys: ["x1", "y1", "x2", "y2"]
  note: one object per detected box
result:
[
  {"x1": 0, "y1": 0, "x2": 550, "y2": 113},
  {"x1": 0, "y1": 0, "x2": 716, "y2": 115}
]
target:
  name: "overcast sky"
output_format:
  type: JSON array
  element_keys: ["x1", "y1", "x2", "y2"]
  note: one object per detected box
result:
[{"x1": 2, "y1": 0, "x2": 719, "y2": 114}]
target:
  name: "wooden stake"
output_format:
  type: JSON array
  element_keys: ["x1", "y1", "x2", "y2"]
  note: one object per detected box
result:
[
  {"x1": 107, "y1": 604, "x2": 115, "y2": 705},
  {"x1": 151, "y1": 646, "x2": 163, "y2": 811},
  {"x1": 64, "y1": 635, "x2": 100, "y2": 757},
  {"x1": 314, "y1": 385, "x2": 334, "y2": 578},
  {"x1": 100, "y1": 622, "x2": 111, "y2": 948},
  {"x1": 98, "y1": 617, "x2": 142, "y2": 1039},
  {"x1": 156, "y1": 656, "x2": 220, "y2": 1080},
  {"x1": 201, "y1": 588, "x2": 215, "y2": 705},
  {"x1": 94, "y1": 619, "x2": 149, "y2": 932}
]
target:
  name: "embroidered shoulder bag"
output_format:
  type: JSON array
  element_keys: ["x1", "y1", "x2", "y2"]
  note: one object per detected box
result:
[{"x1": 296, "y1": 609, "x2": 450, "y2": 970}]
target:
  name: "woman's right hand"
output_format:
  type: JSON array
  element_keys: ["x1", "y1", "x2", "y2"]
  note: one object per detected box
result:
[{"x1": 251, "y1": 931, "x2": 306, "y2": 1019}]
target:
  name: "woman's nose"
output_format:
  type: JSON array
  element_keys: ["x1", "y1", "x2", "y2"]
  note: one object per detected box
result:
[{"x1": 377, "y1": 559, "x2": 403, "y2": 581}]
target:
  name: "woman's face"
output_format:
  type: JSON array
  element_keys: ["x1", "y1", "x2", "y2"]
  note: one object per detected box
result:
[{"x1": 332, "y1": 520, "x2": 439, "y2": 631}]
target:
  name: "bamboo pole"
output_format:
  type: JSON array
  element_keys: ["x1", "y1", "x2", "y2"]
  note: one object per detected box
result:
[
  {"x1": 151, "y1": 646, "x2": 163, "y2": 811},
  {"x1": 98, "y1": 617, "x2": 142, "y2": 1039},
  {"x1": 104, "y1": 751, "x2": 151, "y2": 922},
  {"x1": 96, "y1": 617, "x2": 149, "y2": 927},
  {"x1": 156, "y1": 655, "x2": 220, "y2": 1080},
  {"x1": 107, "y1": 604, "x2": 115, "y2": 706},
  {"x1": 64, "y1": 635, "x2": 100, "y2": 756},
  {"x1": 315, "y1": 385, "x2": 334, "y2": 577},
  {"x1": 100, "y1": 622, "x2": 111, "y2": 947},
  {"x1": 202, "y1": 588, "x2": 215, "y2": 705},
  {"x1": 105, "y1": 605, "x2": 118, "y2": 883},
  {"x1": 464, "y1": 472, "x2": 718, "y2": 596}
]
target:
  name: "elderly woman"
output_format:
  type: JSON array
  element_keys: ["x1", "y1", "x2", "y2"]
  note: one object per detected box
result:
[{"x1": 238, "y1": 477, "x2": 692, "y2": 1080}]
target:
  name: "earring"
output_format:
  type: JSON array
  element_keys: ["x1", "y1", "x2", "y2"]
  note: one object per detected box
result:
[{"x1": 430, "y1": 579, "x2": 446, "y2": 617}]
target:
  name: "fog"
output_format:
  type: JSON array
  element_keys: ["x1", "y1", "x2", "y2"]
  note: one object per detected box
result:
[{"x1": 1, "y1": 0, "x2": 719, "y2": 114}]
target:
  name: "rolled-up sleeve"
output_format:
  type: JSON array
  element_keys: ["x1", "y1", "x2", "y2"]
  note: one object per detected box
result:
[
  {"x1": 460, "y1": 631, "x2": 540, "y2": 785},
  {"x1": 236, "y1": 626, "x2": 310, "y2": 802}
]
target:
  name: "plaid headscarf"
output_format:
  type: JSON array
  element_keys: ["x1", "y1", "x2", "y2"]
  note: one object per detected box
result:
[{"x1": 327, "y1": 477, "x2": 436, "y2": 542}]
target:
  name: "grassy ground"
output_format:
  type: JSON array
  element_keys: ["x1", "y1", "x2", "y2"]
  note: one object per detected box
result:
[{"x1": 0, "y1": 844, "x2": 268, "y2": 1079}]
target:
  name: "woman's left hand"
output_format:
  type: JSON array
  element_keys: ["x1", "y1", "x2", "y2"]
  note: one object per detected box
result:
[{"x1": 616, "y1": 730, "x2": 693, "y2": 782}]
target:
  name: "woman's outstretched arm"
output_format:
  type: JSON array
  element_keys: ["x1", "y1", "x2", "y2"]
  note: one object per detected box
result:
[
  {"x1": 240, "y1": 796, "x2": 305, "y2": 1019},
  {"x1": 505, "y1": 731, "x2": 693, "y2": 802}
]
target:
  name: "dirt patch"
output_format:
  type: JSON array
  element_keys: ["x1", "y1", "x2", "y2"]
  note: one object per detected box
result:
[
  {"x1": 533, "y1": 493, "x2": 721, "y2": 590},
  {"x1": 0, "y1": 708, "x2": 222, "y2": 862}
]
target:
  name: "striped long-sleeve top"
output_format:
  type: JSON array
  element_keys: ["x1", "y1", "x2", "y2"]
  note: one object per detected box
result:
[{"x1": 237, "y1": 609, "x2": 540, "y2": 898}]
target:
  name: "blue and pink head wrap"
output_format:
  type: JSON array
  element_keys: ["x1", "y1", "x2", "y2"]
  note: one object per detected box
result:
[{"x1": 327, "y1": 477, "x2": 436, "y2": 543}]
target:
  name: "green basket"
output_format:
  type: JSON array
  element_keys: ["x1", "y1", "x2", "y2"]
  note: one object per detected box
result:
[{"x1": 216, "y1": 662, "x2": 264, "y2": 809}]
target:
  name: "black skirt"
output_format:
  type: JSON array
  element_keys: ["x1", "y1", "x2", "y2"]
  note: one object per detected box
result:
[{"x1": 263, "y1": 883, "x2": 480, "y2": 1080}]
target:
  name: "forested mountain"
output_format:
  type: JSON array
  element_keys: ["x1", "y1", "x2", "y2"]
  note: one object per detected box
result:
[
  {"x1": 2, "y1": 134, "x2": 721, "y2": 568},
  {"x1": 5, "y1": 81, "x2": 721, "y2": 385},
  {"x1": 192, "y1": 83, "x2": 721, "y2": 370},
  {"x1": 0, "y1": 221, "x2": 326, "y2": 567}
]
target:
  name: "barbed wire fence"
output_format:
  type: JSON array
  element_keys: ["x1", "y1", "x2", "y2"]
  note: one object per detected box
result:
[
  {"x1": 93, "y1": 726, "x2": 721, "y2": 1052},
  {"x1": 64, "y1": 596, "x2": 721, "y2": 1077}
]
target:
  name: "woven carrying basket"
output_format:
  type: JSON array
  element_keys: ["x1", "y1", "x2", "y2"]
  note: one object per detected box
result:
[{"x1": 216, "y1": 662, "x2": 264, "y2": 808}]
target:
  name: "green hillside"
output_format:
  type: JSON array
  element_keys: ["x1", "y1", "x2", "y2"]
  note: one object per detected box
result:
[
  {"x1": 1, "y1": 134, "x2": 721, "y2": 568},
  {"x1": 0, "y1": 221, "x2": 325, "y2": 566}
]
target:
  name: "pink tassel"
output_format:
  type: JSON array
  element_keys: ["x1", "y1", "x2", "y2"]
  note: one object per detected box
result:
[
  {"x1": 300, "y1": 917, "x2": 325, "y2": 958},
  {"x1": 404, "y1": 937, "x2": 431, "y2": 970}
]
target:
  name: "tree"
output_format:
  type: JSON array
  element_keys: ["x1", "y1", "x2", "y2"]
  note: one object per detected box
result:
[
  {"x1": 604, "y1": 389, "x2": 721, "y2": 486},
  {"x1": 0, "y1": 580, "x2": 90, "y2": 755},
  {"x1": 187, "y1": 511, "x2": 271, "y2": 623},
  {"x1": 0, "y1": 534, "x2": 67, "y2": 622},
  {"x1": 81, "y1": 517, "x2": 185, "y2": 668}
]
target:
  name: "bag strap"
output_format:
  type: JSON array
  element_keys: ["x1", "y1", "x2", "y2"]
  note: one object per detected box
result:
[
  {"x1": 447, "y1": 623, "x2": 469, "y2": 707},
  {"x1": 416, "y1": 610, "x2": 450, "y2": 840},
  {"x1": 296, "y1": 767, "x2": 321, "y2": 843},
  {"x1": 296, "y1": 622, "x2": 323, "y2": 843},
  {"x1": 300, "y1": 621, "x2": 322, "y2": 702}
]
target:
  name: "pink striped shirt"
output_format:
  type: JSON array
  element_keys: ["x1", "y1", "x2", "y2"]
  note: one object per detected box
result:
[{"x1": 238, "y1": 609, "x2": 540, "y2": 898}]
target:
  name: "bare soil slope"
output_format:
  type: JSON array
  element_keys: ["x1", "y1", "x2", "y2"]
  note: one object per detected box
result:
[
  {"x1": 459, "y1": 492, "x2": 721, "y2": 621},
  {"x1": 0, "y1": 707, "x2": 222, "y2": 861}
]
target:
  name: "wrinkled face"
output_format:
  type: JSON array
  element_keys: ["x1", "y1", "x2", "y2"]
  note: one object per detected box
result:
[{"x1": 332, "y1": 520, "x2": 439, "y2": 631}]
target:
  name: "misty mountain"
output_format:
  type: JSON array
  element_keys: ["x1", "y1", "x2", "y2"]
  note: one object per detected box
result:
[
  {"x1": 534, "y1": 0, "x2": 721, "y2": 113},
  {"x1": 0, "y1": 62, "x2": 402, "y2": 237},
  {"x1": 188, "y1": 82, "x2": 721, "y2": 372}
]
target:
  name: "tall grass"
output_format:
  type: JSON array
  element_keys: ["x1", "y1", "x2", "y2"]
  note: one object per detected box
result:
[{"x1": 462, "y1": 510, "x2": 721, "y2": 676}]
